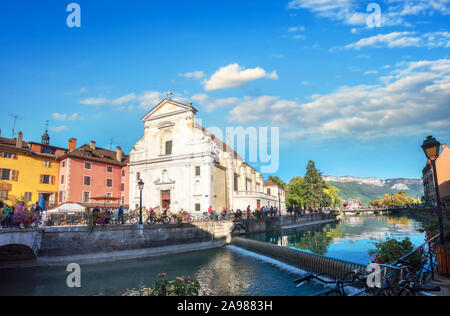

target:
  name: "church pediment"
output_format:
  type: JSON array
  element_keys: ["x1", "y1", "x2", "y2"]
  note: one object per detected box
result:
[{"x1": 141, "y1": 98, "x2": 198, "y2": 122}]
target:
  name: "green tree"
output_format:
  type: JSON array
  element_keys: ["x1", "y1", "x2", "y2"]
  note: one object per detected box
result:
[
  {"x1": 266, "y1": 176, "x2": 287, "y2": 190},
  {"x1": 323, "y1": 182, "x2": 342, "y2": 207},
  {"x1": 286, "y1": 177, "x2": 306, "y2": 208},
  {"x1": 303, "y1": 161, "x2": 326, "y2": 208}
]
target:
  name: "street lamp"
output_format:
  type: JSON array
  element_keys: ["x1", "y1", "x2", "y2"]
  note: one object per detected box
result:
[
  {"x1": 421, "y1": 136, "x2": 445, "y2": 245},
  {"x1": 138, "y1": 179, "x2": 144, "y2": 225}
]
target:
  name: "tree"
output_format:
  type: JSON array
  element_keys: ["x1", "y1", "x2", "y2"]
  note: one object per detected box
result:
[
  {"x1": 266, "y1": 176, "x2": 287, "y2": 190},
  {"x1": 323, "y1": 182, "x2": 342, "y2": 207},
  {"x1": 286, "y1": 177, "x2": 306, "y2": 208},
  {"x1": 303, "y1": 161, "x2": 326, "y2": 208}
]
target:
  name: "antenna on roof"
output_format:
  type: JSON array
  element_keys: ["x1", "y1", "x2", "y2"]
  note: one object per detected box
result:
[
  {"x1": 9, "y1": 114, "x2": 22, "y2": 138},
  {"x1": 110, "y1": 137, "x2": 114, "y2": 150}
]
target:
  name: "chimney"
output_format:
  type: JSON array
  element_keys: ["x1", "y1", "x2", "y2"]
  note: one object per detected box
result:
[
  {"x1": 90, "y1": 141, "x2": 96, "y2": 151},
  {"x1": 68, "y1": 138, "x2": 77, "y2": 152},
  {"x1": 16, "y1": 131, "x2": 23, "y2": 148},
  {"x1": 116, "y1": 146, "x2": 123, "y2": 162}
]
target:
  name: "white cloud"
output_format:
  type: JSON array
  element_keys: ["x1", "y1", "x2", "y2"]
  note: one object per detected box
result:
[
  {"x1": 288, "y1": 26, "x2": 306, "y2": 32},
  {"x1": 226, "y1": 59, "x2": 450, "y2": 139},
  {"x1": 203, "y1": 64, "x2": 278, "y2": 91},
  {"x1": 287, "y1": 0, "x2": 450, "y2": 26},
  {"x1": 342, "y1": 31, "x2": 450, "y2": 50},
  {"x1": 191, "y1": 94, "x2": 240, "y2": 113},
  {"x1": 179, "y1": 71, "x2": 206, "y2": 80},
  {"x1": 49, "y1": 126, "x2": 69, "y2": 133},
  {"x1": 111, "y1": 93, "x2": 137, "y2": 105},
  {"x1": 79, "y1": 97, "x2": 109, "y2": 106},
  {"x1": 52, "y1": 112, "x2": 84, "y2": 121}
]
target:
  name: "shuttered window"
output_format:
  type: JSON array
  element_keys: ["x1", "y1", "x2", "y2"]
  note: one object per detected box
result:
[
  {"x1": 40, "y1": 175, "x2": 55, "y2": 185},
  {"x1": 24, "y1": 192, "x2": 32, "y2": 202},
  {"x1": 1, "y1": 169, "x2": 11, "y2": 181}
]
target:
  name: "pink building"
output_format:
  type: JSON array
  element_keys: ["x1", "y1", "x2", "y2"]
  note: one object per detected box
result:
[{"x1": 57, "y1": 139, "x2": 129, "y2": 208}]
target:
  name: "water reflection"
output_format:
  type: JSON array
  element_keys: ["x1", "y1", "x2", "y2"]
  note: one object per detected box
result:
[
  {"x1": 246, "y1": 214, "x2": 426, "y2": 265},
  {"x1": 0, "y1": 247, "x2": 323, "y2": 296}
]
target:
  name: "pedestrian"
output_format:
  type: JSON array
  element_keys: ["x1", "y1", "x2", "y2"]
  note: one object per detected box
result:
[
  {"x1": 246, "y1": 205, "x2": 251, "y2": 218},
  {"x1": 118, "y1": 205, "x2": 124, "y2": 224}
]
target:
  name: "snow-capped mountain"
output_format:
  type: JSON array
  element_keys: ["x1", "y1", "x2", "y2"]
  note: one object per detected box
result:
[{"x1": 323, "y1": 176, "x2": 423, "y2": 206}]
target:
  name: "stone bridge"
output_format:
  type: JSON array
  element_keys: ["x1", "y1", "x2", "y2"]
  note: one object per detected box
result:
[
  {"x1": 0, "y1": 229, "x2": 44, "y2": 262},
  {"x1": 0, "y1": 214, "x2": 335, "y2": 267}
]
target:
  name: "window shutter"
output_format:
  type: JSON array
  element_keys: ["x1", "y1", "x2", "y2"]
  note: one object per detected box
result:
[
  {"x1": 51, "y1": 176, "x2": 55, "y2": 185},
  {"x1": 13, "y1": 153, "x2": 18, "y2": 160},
  {"x1": 12, "y1": 170, "x2": 19, "y2": 181},
  {"x1": 40, "y1": 175, "x2": 44, "y2": 184}
]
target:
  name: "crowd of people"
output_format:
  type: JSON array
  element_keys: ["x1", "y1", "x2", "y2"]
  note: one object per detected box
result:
[{"x1": 0, "y1": 200, "x2": 44, "y2": 228}]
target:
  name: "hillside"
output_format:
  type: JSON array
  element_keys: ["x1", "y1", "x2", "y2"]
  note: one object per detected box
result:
[{"x1": 323, "y1": 177, "x2": 424, "y2": 206}]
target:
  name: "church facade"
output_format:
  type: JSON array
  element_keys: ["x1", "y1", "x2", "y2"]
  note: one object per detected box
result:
[{"x1": 128, "y1": 97, "x2": 286, "y2": 214}]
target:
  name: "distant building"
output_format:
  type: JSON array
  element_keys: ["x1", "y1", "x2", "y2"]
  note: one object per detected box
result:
[
  {"x1": 57, "y1": 139, "x2": 129, "y2": 208},
  {"x1": 129, "y1": 97, "x2": 286, "y2": 214},
  {"x1": 0, "y1": 130, "x2": 66, "y2": 208},
  {"x1": 263, "y1": 181, "x2": 287, "y2": 211},
  {"x1": 422, "y1": 144, "x2": 450, "y2": 207}
]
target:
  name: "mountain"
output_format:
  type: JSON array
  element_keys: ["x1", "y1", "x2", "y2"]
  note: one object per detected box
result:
[{"x1": 323, "y1": 176, "x2": 424, "y2": 206}]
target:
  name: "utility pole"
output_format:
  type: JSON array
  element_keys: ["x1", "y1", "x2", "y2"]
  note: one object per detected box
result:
[{"x1": 9, "y1": 114, "x2": 21, "y2": 138}]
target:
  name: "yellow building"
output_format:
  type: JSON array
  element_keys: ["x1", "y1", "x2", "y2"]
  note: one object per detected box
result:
[{"x1": 0, "y1": 131, "x2": 66, "y2": 208}]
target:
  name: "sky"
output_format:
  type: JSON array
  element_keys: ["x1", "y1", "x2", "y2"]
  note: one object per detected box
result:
[{"x1": 0, "y1": 0, "x2": 449, "y2": 182}]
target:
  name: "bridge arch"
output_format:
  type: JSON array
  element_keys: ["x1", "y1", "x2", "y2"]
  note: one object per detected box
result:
[
  {"x1": 0, "y1": 229, "x2": 43, "y2": 262},
  {"x1": 0, "y1": 244, "x2": 36, "y2": 262}
]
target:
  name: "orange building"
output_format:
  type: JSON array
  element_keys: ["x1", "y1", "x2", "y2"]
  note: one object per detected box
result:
[
  {"x1": 57, "y1": 139, "x2": 129, "y2": 208},
  {"x1": 422, "y1": 144, "x2": 450, "y2": 207}
]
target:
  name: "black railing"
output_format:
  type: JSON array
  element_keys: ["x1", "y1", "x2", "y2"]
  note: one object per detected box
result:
[{"x1": 353, "y1": 234, "x2": 440, "y2": 296}]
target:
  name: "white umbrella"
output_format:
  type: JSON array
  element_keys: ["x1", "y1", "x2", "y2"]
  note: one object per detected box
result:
[{"x1": 47, "y1": 203, "x2": 86, "y2": 214}]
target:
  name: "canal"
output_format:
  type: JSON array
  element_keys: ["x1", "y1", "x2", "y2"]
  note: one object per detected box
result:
[{"x1": 0, "y1": 214, "x2": 426, "y2": 296}]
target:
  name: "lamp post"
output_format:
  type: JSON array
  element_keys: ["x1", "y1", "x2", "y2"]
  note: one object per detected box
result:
[
  {"x1": 138, "y1": 179, "x2": 144, "y2": 225},
  {"x1": 421, "y1": 136, "x2": 445, "y2": 245}
]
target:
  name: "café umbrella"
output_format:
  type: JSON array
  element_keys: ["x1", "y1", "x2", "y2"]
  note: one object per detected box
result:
[{"x1": 38, "y1": 195, "x2": 46, "y2": 211}]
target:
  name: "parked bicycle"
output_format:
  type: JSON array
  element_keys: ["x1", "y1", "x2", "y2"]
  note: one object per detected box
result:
[
  {"x1": 294, "y1": 272, "x2": 360, "y2": 296},
  {"x1": 147, "y1": 212, "x2": 171, "y2": 225}
]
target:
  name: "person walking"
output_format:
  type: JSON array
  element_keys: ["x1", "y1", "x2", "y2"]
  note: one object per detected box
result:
[{"x1": 118, "y1": 206, "x2": 124, "y2": 224}]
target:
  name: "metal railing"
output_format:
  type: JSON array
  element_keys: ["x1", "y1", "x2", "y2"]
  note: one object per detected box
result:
[{"x1": 353, "y1": 234, "x2": 440, "y2": 296}]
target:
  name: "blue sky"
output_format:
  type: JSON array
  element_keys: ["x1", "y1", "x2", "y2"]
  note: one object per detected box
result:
[{"x1": 0, "y1": 0, "x2": 449, "y2": 182}]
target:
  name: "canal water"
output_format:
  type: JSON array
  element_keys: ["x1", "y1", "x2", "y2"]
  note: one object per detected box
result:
[
  {"x1": 245, "y1": 214, "x2": 427, "y2": 265},
  {"x1": 0, "y1": 214, "x2": 426, "y2": 296}
]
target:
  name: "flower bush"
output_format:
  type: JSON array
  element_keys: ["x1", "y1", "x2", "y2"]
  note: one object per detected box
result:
[
  {"x1": 368, "y1": 237, "x2": 419, "y2": 266},
  {"x1": 13, "y1": 204, "x2": 38, "y2": 227},
  {"x1": 418, "y1": 220, "x2": 450, "y2": 243},
  {"x1": 144, "y1": 273, "x2": 202, "y2": 296}
]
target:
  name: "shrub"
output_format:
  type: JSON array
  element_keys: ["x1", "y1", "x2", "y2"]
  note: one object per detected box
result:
[
  {"x1": 144, "y1": 273, "x2": 202, "y2": 296},
  {"x1": 368, "y1": 237, "x2": 418, "y2": 266}
]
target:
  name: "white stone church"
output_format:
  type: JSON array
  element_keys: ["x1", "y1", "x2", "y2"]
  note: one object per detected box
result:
[{"x1": 128, "y1": 97, "x2": 286, "y2": 214}]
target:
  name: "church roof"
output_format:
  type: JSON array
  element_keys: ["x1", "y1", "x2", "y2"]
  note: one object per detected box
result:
[{"x1": 141, "y1": 98, "x2": 198, "y2": 122}]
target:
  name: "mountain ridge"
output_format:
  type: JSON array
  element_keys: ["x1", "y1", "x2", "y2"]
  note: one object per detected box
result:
[{"x1": 323, "y1": 176, "x2": 423, "y2": 206}]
